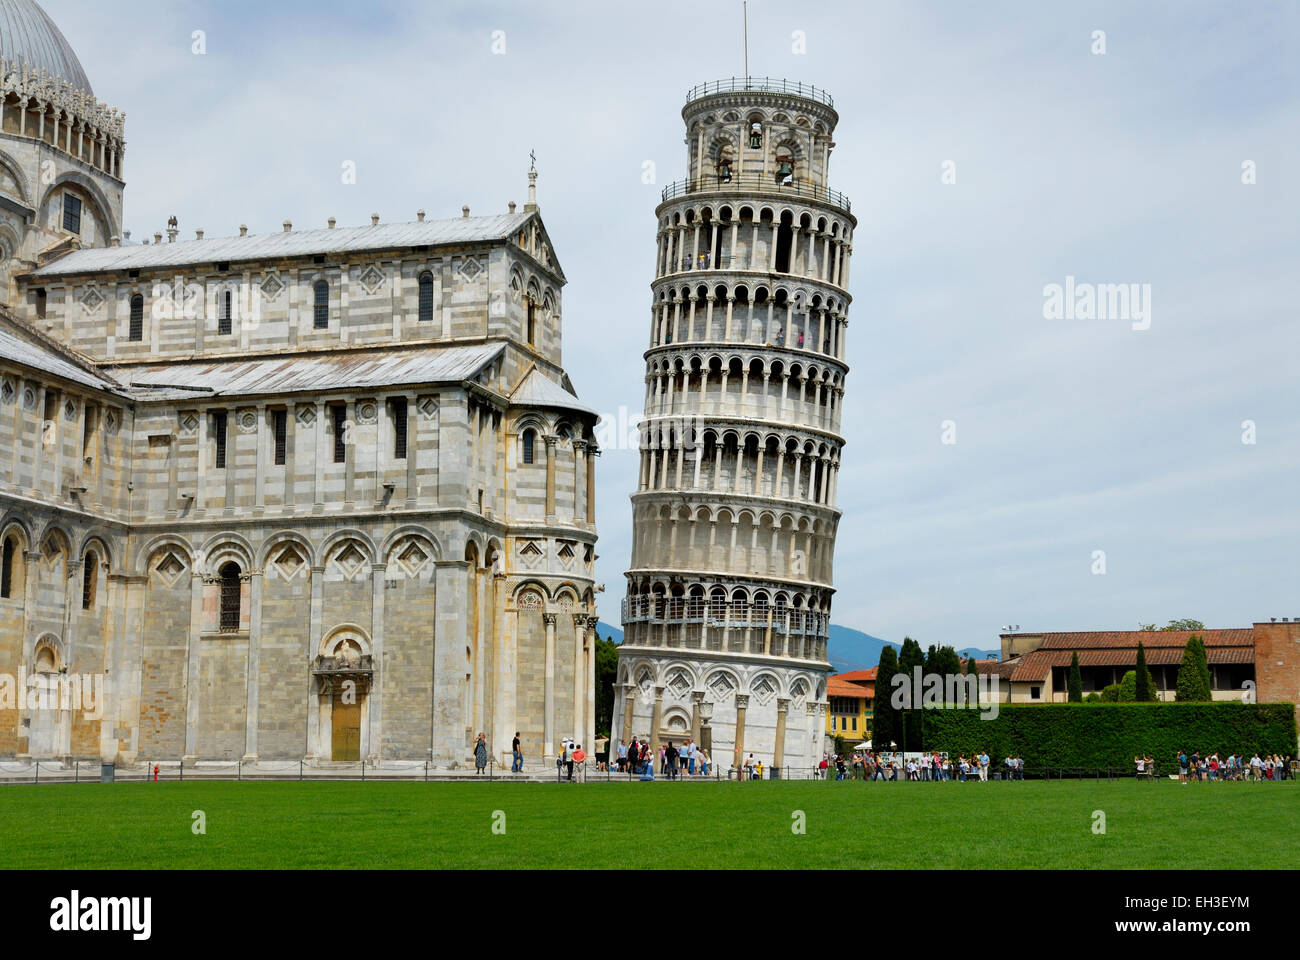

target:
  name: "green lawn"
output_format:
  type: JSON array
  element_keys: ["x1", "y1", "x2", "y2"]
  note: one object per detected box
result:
[{"x1": 0, "y1": 779, "x2": 1294, "y2": 869}]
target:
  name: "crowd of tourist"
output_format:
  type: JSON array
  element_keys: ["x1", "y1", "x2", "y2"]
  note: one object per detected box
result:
[
  {"x1": 1164, "y1": 751, "x2": 1293, "y2": 783},
  {"x1": 818, "y1": 749, "x2": 1023, "y2": 782},
  {"x1": 613, "y1": 738, "x2": 712, "y2": 779}
]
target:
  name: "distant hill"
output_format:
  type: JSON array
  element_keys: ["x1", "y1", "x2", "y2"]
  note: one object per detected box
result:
[{"x1": 595, "y1": 621, "x2": 996, "y2": 670}]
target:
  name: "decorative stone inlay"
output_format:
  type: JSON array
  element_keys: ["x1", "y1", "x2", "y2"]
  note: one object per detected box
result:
[
  {"x1": 357, "y1": 264, "x2": 385, "y2": 295},
  {"x1": 296, "y1": 405, "x2": 316, "y2": 427},
  {"x1": 104, "y1": 409, "x2": 119, "y2": 433},
  {"x1": 238, "y1": 411, "x2": 258, "y2": 433},
  {"x1": 274, "y1": 546, "x2": 306, "y2": 580},
  {"x1": 22, "y1": 387, "x2": 36, "y2": 410},
  {"x1": 81, "y1": 286, "x2": 104, "y2": 311},
  {"x1": 458, "y1": 256, "x2": 483, "y2": 282},
  {"x1": 355, "y1": 401, "x2": 377, "y2": 425},
  {"x1": 179, "y1": 412, "x2": 199, "y2": 435},
  {"x1": 417, "y1": 396, "x2": 438, "y2": 420},
  {"x1": 708, "y1": 672, "x2": 736, "y2": 699},
  {"x1": 332, "y1": 542, "x2": 367, "y2": 580},
  {"x1": 154, "y1": 552, "x2": 187, "y2": 585},
  {"x1": 63, "y1": 400, "x2": 77, "y2": 421},
  {"x1": 0, "y1": 379, "x2": 13, "y2": 405},
  {"x1": 260, "y1": 274, "x2": 284, "y2": 300},
  {"x1": 752, "y1": 675, "x2": 776, "y2": 705}
]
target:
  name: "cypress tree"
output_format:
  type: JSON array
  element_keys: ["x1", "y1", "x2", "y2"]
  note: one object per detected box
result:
[
  {"x1": 874, "y1": 645, "x2": 899, "y2": 751},
  {"x1": 898, "y1": 637, "x2": 925, "y2": 751},
  {"x1": 1175, "y1": 634, "x2": 1212, "y2": 702},
  {"x1": 966, "y1": 652, "x2": 980, "y2": 707},
  {"x1": 1118, "y1": 670, "x2": 1137, "y2": 702},
  {"x1": 1067, "y1": 652, "x2": 1083, "y2": 702},
  {"x1": 1134, "y1": 642, "x2": 1156, "y2": 702}
]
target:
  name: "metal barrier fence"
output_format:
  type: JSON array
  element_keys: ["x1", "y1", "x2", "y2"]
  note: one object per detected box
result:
[{"x1": 3, "y1": 759, "x2": 1294, "y2": 785}]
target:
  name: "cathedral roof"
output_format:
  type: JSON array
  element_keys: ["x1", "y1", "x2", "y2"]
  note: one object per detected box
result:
[
  {"x1": 31, "y1": 213, "x2": 540, "y2": 278},
  {"x1": 109, "y1": 342, "x2": 506, "y2": 400},
  {"x1": 509, "y1": 365, "x2": 597, "y2": 417},
  {"x1": 0, "y1": 0, "x2": 94, "y2": 96},
  {"x1": 0, "y1": 322, "x2": 121, "y2": 393}
]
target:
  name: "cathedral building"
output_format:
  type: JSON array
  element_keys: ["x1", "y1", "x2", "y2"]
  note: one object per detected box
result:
[
  {"x1": 0, "y1": 0, "x2": 600, "y2": 767},
  {"x1": 615, "y1": 79, "x2": 854, "y2": 775}
]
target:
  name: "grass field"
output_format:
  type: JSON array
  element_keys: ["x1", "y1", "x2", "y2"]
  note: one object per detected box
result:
[{"x1": 0, "y1": 779, "x2": 1294, "y2": 869}]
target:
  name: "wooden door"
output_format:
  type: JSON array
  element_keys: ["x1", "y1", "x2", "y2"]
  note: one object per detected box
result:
[{"x1": 332, "y1": 698, "x2": 361, "y2": 761}]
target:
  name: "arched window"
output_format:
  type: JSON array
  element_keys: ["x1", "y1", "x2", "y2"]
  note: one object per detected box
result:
[
  {"x1": 0, "y1": 535, "x2": 15, "y2": 599},
  {"x1": 82, "y1": 550, "x2": 98, "y2": 609},
  {"x1": 418, "y1": 272, "x2": 434, "y2": 322},
  {"x1": 522, "y1": 429, "x2": 537, "y2": 464},
  {"x1": 129, "y1": 294, "x2": 144, "y2": 341},
  {"x1": 749, "y1": 122, "x2": 762, "y2": 149},
  {"x1": 218, "y1": 289, "x2": 233, "y2": 335},
  {"x1": 775, "y1": 154, "x2": 795, "y2": 185},
  {"x1": 219, "y1": 562, "x2": 242, "y2": 632},
  {"x1": 313, "y1": 280, "x2": 329, "y2": 329},
  {"x1": 526, "y1": 298, "x2": 536, "y2": 346}
]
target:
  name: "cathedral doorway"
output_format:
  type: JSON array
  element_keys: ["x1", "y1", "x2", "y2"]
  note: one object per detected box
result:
[{"x1": 331, "y1": 697, "x2": 362, "y2": 761}]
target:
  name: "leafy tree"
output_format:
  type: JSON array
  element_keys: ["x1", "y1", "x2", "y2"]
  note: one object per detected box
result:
[
  {"x1": 874, "y1": 645, "x2": 900, "y2": 750},
  {"x1": 966, "y1": 653, "x2": 980, "y2": 707},
  {"x1": 1175, "y1": 634, "x2": 1212, "y2": 702},
  {"x1": 1134, "y1": 642, "x2": 1156, "y2": 702},
  {"x1": 1118, "y1": 670, "x2": 1137, "y2": 702},
  {"x1": 898, "y1": 637, "x2": 925, "y2": 751},
  {"x1": 594, "y1": 633, "x2": 620, "y2": 738},
  {"x1": 1084, "y1": 691, "x2": 1102, "y2": 703},
  {"x1": 1067, "y1": 652, "x2": 1083, "y2": 702},
  {"x1": 932, "y1": 646, "x2": 964, "y2": 700},
  {"x1": 1139, "y1": 619, "x2": 1205, "y2": 632},
  {"x1": 1101, "y1": 684, "x2": 1121, "y2": 702}
]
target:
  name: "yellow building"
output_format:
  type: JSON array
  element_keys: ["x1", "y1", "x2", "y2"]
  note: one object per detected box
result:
[{"x1": 826, "y1": 670, "x2": 874, "y2": 740}]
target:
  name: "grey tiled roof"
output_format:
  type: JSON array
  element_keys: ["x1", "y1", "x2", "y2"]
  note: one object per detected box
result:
[
  {"x1": 509, "y1": 366, "x2": 596, "y2": 416},
  {"x1": 0, "y1": 324, "x2": 121, "y2": 392},
  {"x1": 110, "y1": 342, "x2": 506, "y2": 400},
  {"x1": 31, "y1": 213, "x2": 536, "y2": 277}
]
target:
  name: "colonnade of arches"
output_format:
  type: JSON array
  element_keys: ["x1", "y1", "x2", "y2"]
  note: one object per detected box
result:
[
  {"x1": 621, "y1": 576, "x2": 831, "y2": 662},
  {"x1": 649, "y1": 279, "x2": 847, "y2": 358},
  {"x1": 654, "y1": 203, "x2": 851, "y2": 291},
  {"x1": 643, "y1": 351, "x2": 844, "y2": 432},
  {"x1": 638, "y1": 424, "x2": 840, "y2": 509}
]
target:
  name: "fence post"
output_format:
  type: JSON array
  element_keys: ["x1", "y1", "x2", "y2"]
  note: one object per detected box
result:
[
  {"x1": 425, "y1": 760, "x2": 429, "y2": 783},
  {"x1": 238, "y1": 759, "x2": 242, "y2": 782},
  {"x1": 361, "y1": 759, "x2": 365, "y2": 782},
  {"x1": 34, "y1": 761, "x2": 38, "y2": 784},
  {"x1": 299, "y1": 759, "x2": 303, "y2": 781},
  {"x1": 75, "y1": 760, "x2": 79, "y2": 784}
]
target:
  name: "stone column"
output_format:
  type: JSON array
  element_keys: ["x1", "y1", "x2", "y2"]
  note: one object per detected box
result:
[
  {"x1": 774, "y1": 697, "x2": 789, "y2": 776},
  {"x1": 585, "y1": 616, "x2": 598, "y2": 757},
  {"x1": 586, "y1": 447, "x2": 598, "y2": 524},
  {"x1": 543, "y1": 612, "x2": 556, "y2": 757},
  {"x1": 432, "y1": 560, "x2": 470, "y2": 766},
  {"x1": 622, "y1": 682, "x2": 636, "y2": 742},
  {"x1": 649, "y1": 685, "x2": 664, "y2": 759},
  {"x1": 733, "y1": 693, "x2": 749, "y2": 773},
  {"x1": 242, "y1": 568, "x2": 264, "y2": 760},
  {"x1": 544, "y1": 436, "x2": 558, "y2": 520},
  {"x1": 368, "y1": 561, "x2": 386, "y2": 760},
  {"x1": 183, "y1": 571, "x2": 204, "y2": 762},
  {"x1": 690, "y1": 690, "x2": 703, "y2": 744},
  {"x1": 572, "y1": 440, "x2": 586, "y2": 523},
  {"x1": 306, "y1": 565, "x2": 324, "y2": 759},
  {"x1": 491, "y1": 570, "x2": 512, "y2": 762},
  {"x1": 571, "y1": 613, "x2": 585, "y2": 742}
]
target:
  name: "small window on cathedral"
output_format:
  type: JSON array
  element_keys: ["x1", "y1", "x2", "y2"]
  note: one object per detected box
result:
[
  {"x1": 35, "y1": 288, "x2": 46, "y2": 319},
  {"x1": 331, "y1": 404, "x2": 347, "y2": 463},
  {"x1": 129, "y1": 294, "x2": 144, "y2": 341},
  {"x1": 218, "y1": 289, "x2": 232, "y2": 335},
  {"x1": 212, "y1": 410, "x2": 228, "y2": 469},
  {"x1": 418, "y1": 272, "x2": 434, "y2": 322},
  {"x1": 313, "y1": 280, "x2": 329, "y2": 329},
  {"x1": 716, "y1": 159, "x2": 732, "y2": 183},
  {"x1": 219, "y1": 562, "x2": 242, "y2": 632},
  {"x1": 62, "y1": 194, "x2": 82, "y2": 234},
  {"x1": 392, "y1": 397, "x2": 408, "y2": 460},
  {"x1": 522, "y1": 429, "x2": 535, "y2": 464},
  {"x1": 272, "y1": 409, "x2": 287, "y2": 465},
  {"x1": 775, "y1": 156, "x2": 794, "y2": 185},
  {"x1": 526, "y1": 298, "x2": 536, "y2": 346},
  {"x1": 82, "y1": 550, "x2": 97, "y2": 610},
  {"x1": 749, "y1": 123, "x2": 762, "y2": 149},
  {"x1": 1, "y1": 536, "x2": 14, "y2": 599}
]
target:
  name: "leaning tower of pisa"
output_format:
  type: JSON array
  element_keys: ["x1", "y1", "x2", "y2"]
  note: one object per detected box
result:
[{"x1": 614, "y1": 79, "x2": 853, "y2": 776}]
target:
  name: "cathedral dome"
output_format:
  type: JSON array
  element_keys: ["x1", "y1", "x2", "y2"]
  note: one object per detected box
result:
[{"x1": 0, "y1": 0, "x2": 93, "y2": 96}]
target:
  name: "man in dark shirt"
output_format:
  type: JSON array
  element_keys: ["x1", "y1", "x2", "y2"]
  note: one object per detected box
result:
[
  {"x1": 511, "y1": 732, "x2": 522, "y2": 773},
  {"x1": 666, "y1": 741, "x2": 679, "y2": 780}
]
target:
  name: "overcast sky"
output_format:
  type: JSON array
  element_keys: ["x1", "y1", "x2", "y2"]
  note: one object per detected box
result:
[{"x1": 45, "y1": 0, "x2": 1298, "y2": 652}]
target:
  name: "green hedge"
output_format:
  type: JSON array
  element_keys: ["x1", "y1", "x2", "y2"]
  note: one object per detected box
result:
[{"x1": 921, "y1": 702, "x2": 1298, "y2": 769}]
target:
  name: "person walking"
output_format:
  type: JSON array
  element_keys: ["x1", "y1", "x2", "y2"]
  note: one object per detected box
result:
[
  {"x1": 665, "y1": 741, "x2": 679, "y2": 780},
  {"x1": 474, "y1": 732, "x2": 488, "y2": 775},
  {"x1": 511, "y1": 731, "x2": 522, "y2": 773}
]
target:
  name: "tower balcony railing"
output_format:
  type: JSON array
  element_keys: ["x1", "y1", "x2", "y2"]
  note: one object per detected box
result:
[
  {"x1": 621, "y1": 597, "x2": 829, "y2": 638},
  {"x1": 685, "y1": 77, "x2": 835, "y2": 108},
  {"x1": 660, "y1": 172, "x2": 852, "y2": 214}
]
